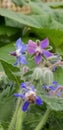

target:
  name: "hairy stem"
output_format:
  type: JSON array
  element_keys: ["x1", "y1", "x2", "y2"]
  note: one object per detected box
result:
[
  {"x1": 8, "y1": 98, "x2": 20, "y2": 130},
  {"x1": 15, "y1": 105, "x2": 24, "y2": 130},
  {"x1": 49, "y1": 61, "x2": 63, "y2": 70},
  {"x1": 35, "y1": 108, "x2": 51, "y2": 130}
]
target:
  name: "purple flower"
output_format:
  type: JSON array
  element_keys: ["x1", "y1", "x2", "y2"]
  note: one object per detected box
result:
[
  {"x1": 43, "y1": 81, "x2": 58, "y2": 91},
  {"x1": 10, "y1": 38, "x2": 27, "y2": 65},
  {"x1": 43, "y1": 81, "x2": 62, "y2": 96},
  {"x1": 14, "y1": 82, "x2": 43, "y2": 112},
  {"x1": 28, "y1": 38, "x2": 53, "y2": 64}
]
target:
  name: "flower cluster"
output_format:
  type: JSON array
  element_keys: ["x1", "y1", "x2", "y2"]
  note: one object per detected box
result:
[
  {"x1": 10, "y1": 37, "x2": 63, "y2": 112},
  {"x1": 14, "y1": 82, "x2": 43, "y2": 112},
  {"x1": 10, "y1": 38, "x2": 54, "y2": 65}
]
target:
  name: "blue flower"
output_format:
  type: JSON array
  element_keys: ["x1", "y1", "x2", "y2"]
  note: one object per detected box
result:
[
  {"x1": 10, "y1": 38, "x2": 27, "y2": 65},
  {"x1": 43, "y1": 81, "x2": 62, "y2": 97},
  {"x1": 43, "y1": 81, "x2": 58, "y2": 90},
  {"x1": 14, "y1": 82, "x2": 43, "y2": 112}
]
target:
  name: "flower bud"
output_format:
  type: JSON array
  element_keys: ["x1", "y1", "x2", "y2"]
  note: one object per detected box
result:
[
  {"x1": 47, "y1": 55, "x2": 62, "y2": 64},
  {"x1": 23, "y1": 66, "x2": 29, "y2": 74},
  {"x1": 32, "y1": 67, "x2": 43, "y2": 80},
  {"x1": 42, "y1": 67, "x2": 54, "y2": 85},
  {"x1": 36, "y1": 40, "x2": 40, "y2": 45}
]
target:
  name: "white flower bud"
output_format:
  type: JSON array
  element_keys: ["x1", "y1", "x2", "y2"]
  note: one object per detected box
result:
[
  {"x1": 32, "y1": 67, "x2": 43, "y2": 80},
  {"x1": 23, "y1": 66, "x2": 29, "y2": 74},
  {"x1": 42, "y1": 67, "x2": 54, "y2": 85}
]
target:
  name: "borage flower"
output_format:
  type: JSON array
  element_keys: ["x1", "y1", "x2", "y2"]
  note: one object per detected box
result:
[
  {"x1": 14, "y1": 82, "x2": 43, "y2": 112},
  {"x1": 43, "y1": 81, "x2": 62, "y2": 96},
  {"x1": 10, "y1": 38, "x2": 27, "y2": 65},
  {"x1": 28, "y1": 38, "x2": 53, "y2": 64}
]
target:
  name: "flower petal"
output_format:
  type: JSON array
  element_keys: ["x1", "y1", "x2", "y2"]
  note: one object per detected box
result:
[
  {"x1": 20, "y1": 82, "x2": 28, "y2": 91},
  {"x1": 49, "y1": 86, "x2": 56, "y2": 90},
  {"x1": 31, "y1": 86, "x2": 35, "y2": 91},
  {"x1": 43, "y1": 50, "x2": 54, "y2": 58},
  {"x1": 28, "y1": 40, "x2": 37, "y2": 54},
  {"x1": 21, "y1": 44, "x2": 28, "y2": 53},
  {"x1": 57, "y1": 91, "x2": 61, "y2": 97},
  {"x1": 34, "y1": 54, "x2": 42, "y2": 64},
  {"x1": 14, "y1": 58, "x2": 19, "y2": 66},
  {"x1": 16, "y1": 38, "x2": 27, "y2": 53},
  {"x1": 21, "y1": 82, "x2": 27, "y2": 88},
  {"x1": 16, "y1": 38, "x2": 22, "y2": 49},
  {"x1": 42, "y1": 85, "x2": 48, "y2": 89},
  {"x1": 10, "y1": 51, "x2": 16, "y2": 56},
  {"x1": 19, "y1": 55, "x2": 27, "y2": 64},
  {"x1": 14, "y1": 93, "x2": 25, "y2": 99},
  {"x1": 40, "y1": 38, "x2": 49, "y2": 49},
  {"x1": 52, "y1": 81, "x2": 57, "y2": 85},
  {"x1": 36, "y1": 96, "x2": 43, "y2": 105},
  {"x1": 22, "y1": 101, "x2": 30, "y2": 112}
]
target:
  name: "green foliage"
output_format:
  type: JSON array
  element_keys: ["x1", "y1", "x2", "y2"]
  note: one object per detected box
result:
[
  {"x1": 46, "y1": 1, "x2": 63, "y2": 8},
  {"x1": 54, "y1": 67, "x2": 63, "y2": 84},
  {"x1": 0, "y1": 124, "x2": 4, "y2": 130},
  {"x1": 0, "y1": 59, "x2": 21, "y2": 88},
  {"x1": 0, "y1": 1, "x2": 63, "y2": 130},
  {"x1": 0, "y1": 96, "x2": 15, "y2": 122},
  {"x1": 0, "y1": 42, "x2": 15, "y2": 71},
  {"x1": 12, "y1": 0, "x2": 27, "y2": 6},
  {"x1": 41, "y1": 95, "x2": 63, "y2": 111},
  {"x1": 23, "y1": 105, "x2": 45, "y2": 130},
  {"x1": 0, "y1": 25, "x2": 18, "y2": 36},
  {"x1": 0, "y1": 9, "x2": 40, "y2": 28},
  {"x1": 0, "y1": 2, "x2": 63, "y2": 30},
  {"x1": 12, "y1": 0, "x2": 40, "y2": 6},
  {"x1": 0, "y1": 76, "x2": 16, "y2": 129}
]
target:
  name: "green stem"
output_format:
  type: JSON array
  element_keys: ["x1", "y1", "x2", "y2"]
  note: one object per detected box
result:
[
  {"x1": 15, "y1": 104, "x2": 25, "y2": 130},
  {"x1": 8, "y1": 98, "x2": 20, "y2": 130},
  {"x1": 35, "y1": 108, "x2": 51, "y2": 130}
]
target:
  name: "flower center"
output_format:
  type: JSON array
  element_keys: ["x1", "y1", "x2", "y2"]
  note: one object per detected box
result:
[
  {"x1": 16, "y1": 49, "x2": 21, "y2": 57},
  {"x1": 25, "y1": 91, "x2": 36, "y2": 103},
  {"x1": 35, "y1": 46, "x2": 42, "y2": 56}
]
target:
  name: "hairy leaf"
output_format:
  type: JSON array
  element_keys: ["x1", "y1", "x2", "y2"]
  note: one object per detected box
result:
[
  {"x1": 0, "y1": 59, "x2": 21, "y2": 88},
  {"x1": 42, "y1": 95, "x2": 63, "y2": 111}
]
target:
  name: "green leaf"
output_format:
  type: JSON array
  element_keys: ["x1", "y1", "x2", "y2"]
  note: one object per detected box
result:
[
  {"x1": 0, "y1": 8, "x2": 40, "y2": 28},
  {"x1": 54, "y1": 67, "x2": 63, "y2": 84},
  {"x1": 28, "y1": 1, "x2": 46, "y2": 14},
  {"x1": 23, "y1": 70, "x2": 33, "y2": 76},
  {"x1": 0, "y1": 59, "x2": 21, "y2": 87},
  {"x1": 0, "y1": 25, "x2": 18, "y2": 36},
  {"x1": 12, "y1": 0, "x2": 26, "y2": 6},
  {"x1": 0, "y1": 42, "x2": 15, "y2": 71},
  {"x1": 0, "y1": 124, "x2": 4, "y2": 130},
  {"x1": 0, "y1": 5, "x2": 63, "y2": 30},
  {"x1": 0, "y1": 96, "x2": 15, "y2": 122},
  {"x1": 42, "y1": 95, "x2": 63, "y2": 111},
  {"x1": 5, "y1": 18, "x2": 23, "y2": 28},
  {"x1": 46, "y1": 1, "x2": 63, "y2": 8},
  {"x1": 56, "y1": 44, "x2": 63, "y2": 55},
  {"x1": 0, "y1": 59, "x2": 20, "y2": 72}
]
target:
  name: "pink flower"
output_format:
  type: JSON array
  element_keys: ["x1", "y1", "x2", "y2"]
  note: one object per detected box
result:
[{"x1": 28, "y1": 38, "x2": 53, "y2": 64}]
